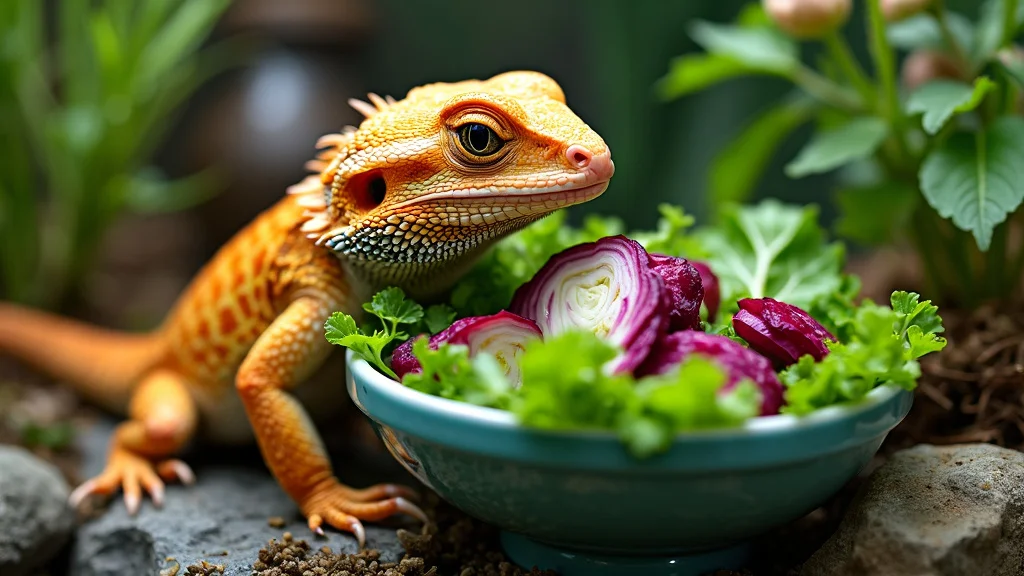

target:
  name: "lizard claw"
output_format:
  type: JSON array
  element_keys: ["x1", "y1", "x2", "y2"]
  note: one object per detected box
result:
[
  {"x1": 69, "y1": 449, "x2": 194, "y2": 514},
  {"x1": 157, "y1": 459, "x2": 195, "y2": 485},
  {"x1": 301, "y1": 480, "x2": 427, "y2": 548}
]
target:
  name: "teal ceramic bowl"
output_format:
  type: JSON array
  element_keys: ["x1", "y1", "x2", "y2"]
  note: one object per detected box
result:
[{"x1": 346, "y1": 351, "x2": 912, "y2": 576}]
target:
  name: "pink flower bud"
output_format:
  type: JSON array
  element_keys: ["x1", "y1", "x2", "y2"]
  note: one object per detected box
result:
[
  {"x1": 732, "y1": 297, "x2": 835, "y2": 369},
  {"x1": 881, "y1": 0, "x2": 933, "y2": 22},
  {"x1": 763, "y1": 0, "x2": 852, "y2": 39},
  {"x1": 900, "y1": 50, "x2": 964, "y2": 92}
]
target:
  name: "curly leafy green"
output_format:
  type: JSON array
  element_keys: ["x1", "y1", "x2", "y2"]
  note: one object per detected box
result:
[
  {"x1": 622, "y1": 358, "x2": 761, "y2": 457},
  {"x1": 780, "y1": 291, "x2": 946, "y2": 415},
  {"x1": 512, "y1": 331, "x2": 637, "y2": 430},
  {"x1": 401, "y1": 337, "x2": 514, "y2": 409},
  {"x1": 410, "y1": 330, "x2": 760, "y2": 458},
  {"x1": 891, "y1": 290, "x2": 947, "y2": 360}
]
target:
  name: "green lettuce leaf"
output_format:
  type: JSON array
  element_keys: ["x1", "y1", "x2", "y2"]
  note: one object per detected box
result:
[
  {"x1": 697, "y1": 200, "x2": 845, "y2": 314},
  {"x1": 513, "y1": 331, "x2": 636, "y2": 431},
  {"x1": 401, "y1": 337, "x2": 514, "y2": 409},
  {"x1": 781, "y1": 291, "x2": 947, "y2": 415}
]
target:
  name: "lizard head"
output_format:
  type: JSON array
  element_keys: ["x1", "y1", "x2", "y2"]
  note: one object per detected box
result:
[{"x1": 288, "y1": 71, "x2": 614, "y2": 295}]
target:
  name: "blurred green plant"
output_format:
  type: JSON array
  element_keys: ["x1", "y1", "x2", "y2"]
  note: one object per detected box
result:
[
  {"x1": 658, "y1": 0, "x2": 1024, "y2": 307},
  {"x1": 0, "y1": 0, "x2": 236, "y2": 309}
]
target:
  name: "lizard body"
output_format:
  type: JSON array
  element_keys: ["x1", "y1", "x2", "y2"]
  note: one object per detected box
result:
[{"x1": 0, "y1": 71, "x2": 613, "y2": 544}]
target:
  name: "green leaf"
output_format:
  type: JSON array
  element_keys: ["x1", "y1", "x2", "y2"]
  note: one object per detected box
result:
[
  {"x1": 973, "y1": 0, "x2": 1013, "y2": 64},
  {"x1": 403, "y1": 339, "x2": 514, "y2": 408},
  {"x1": 906, "y1": 77, "x2": 996, "y2": 135},
  {"x1": 656, "y1": 54, "x2": 760, "y2": 100},
  {"x1": 887, "y1": 13, "x2": 974, "y2": 52},
  {"x1": 891, "y1": 291, "x2": 947, "y2": 359},
  {"x1": 781, "y1": 302, "x2": 921, "y2": 415},
  {"x1": 688, "y1": 20, "x2": 799, "y2": 74},
  {"x1": 633, "y1": 356, "x2": 759, "y2": 432},
  {"x1": 834, "y1": 182, "x2": 918, "y2": 245},
  {"x1": 122, "y1": 166, "x2": 221, "y2": 214},
  {"x1": 920, "y1": 116, "x2": 1024, "y2": 250},
  {"x1": 630, "y1": 204, "x2": 706, "y2": 258},
  {"x1": 709, "y1": 96, "x2": 815, "y2": 207},
  {"x1": 21, "y1": 421, "x2": 75, "y2": 450},
  {"x1": 891, "y1": 291, "x2": 944, "y2": 335},
  {"x1": 135, "y1": 0, "x2": 232, "y2": 90},
  {"x1": 324, "y1": 312, "x2": 397, "y2": 379},
  {"x1": 785, "y1": 117, "x2": 889, "y2": 178},
  {"x1": 363, "y1": 287, "x2": 424, "y2": 326},
  {"x1": 697, "y1": 200, "x2": 845, "y2": 313},
  {"x1": 905, "y1": 325, "x2": 947, "y2": 359},
  {"x1": 514, "y1": 331, "x2": 635, "y2": 431},
  {"x1": 422, "y1": 304, "x2": 457, "y2": 334}
]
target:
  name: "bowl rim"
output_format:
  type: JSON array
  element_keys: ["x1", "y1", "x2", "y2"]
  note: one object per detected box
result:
[{"x1": 347, "y1": 350, "x2": 906, "y2": 440}]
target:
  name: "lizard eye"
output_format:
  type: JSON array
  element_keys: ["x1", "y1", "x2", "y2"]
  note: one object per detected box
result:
[{"x1": 458, "y1": 123, "x2": 504, "y2": 157}]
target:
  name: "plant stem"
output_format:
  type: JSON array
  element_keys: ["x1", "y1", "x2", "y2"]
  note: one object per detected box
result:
[
  {"x1": 866, "y1": 0, "x2": 914, "y2": 163},
  {"x1": 987, "y1": 222, "x2": 1008, "y2": 300},
  {"x1": 1004, "y1": 0, "x2": 1019, "y2": 48},
  {"x1": 910, "y1": 206, "x2": 959, "y2": 302},
  {"x1": 823, "y1": 32, "x2": 876, "y2": 104},
  {"x1": 932, "y1": 0, "x2": 970, "y2": 72},
  {"x1": 792, "y1": 66, "x2": 864, "y2": 111}
]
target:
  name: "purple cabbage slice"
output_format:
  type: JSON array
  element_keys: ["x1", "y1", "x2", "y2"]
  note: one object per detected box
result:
[
  {"x1": 637, "y1": 331, "x2": 784, "y2": 416},
  {"x1": 510, "y1": 235, "x2": 669, "y2": 374},
  {"x1": 732, "y1": 297, "x2": 835, "y2": 370},
  {"x1": 648, "y1": 254, "x2": 704, "y2": 332},
  {"x1": 689, "y1": 261, "x2": 721, "y2": 322},
  {"x1": 391, "y1": 310, "x2": 542, "y2": 386}
]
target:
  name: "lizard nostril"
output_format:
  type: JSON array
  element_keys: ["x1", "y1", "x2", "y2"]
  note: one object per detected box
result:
[{"x1": 566, "y1": 145, "x2": 592, "y2": 169}]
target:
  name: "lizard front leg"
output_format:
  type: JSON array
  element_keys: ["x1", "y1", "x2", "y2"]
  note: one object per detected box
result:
[
  {"x1": 235, "y1": 295, "x2": 426, "y2": 546},
  {"x1": 69, "y1": 368, "x2": 197, "y2": 513}
]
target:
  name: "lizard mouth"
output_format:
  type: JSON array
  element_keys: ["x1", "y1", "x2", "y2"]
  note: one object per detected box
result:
[{"x1": 389, "y1": 179, "x2": 611, "y2": 215}]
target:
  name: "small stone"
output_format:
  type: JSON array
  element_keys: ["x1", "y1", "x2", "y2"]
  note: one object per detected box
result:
[
  {"x1": 802, "y1": 443, "x2": 1024, "y2": 576},
  {"x1": 268, "y1": 517, "x2": 286, "y2": 528},
  {"x1": 0, "y1": 445, "x2": 75, "y2": 576}
]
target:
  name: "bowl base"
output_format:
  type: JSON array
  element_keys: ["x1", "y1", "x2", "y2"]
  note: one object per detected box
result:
[{"x1": 500, "y1": 531, "x2": 750, "y2": 576}]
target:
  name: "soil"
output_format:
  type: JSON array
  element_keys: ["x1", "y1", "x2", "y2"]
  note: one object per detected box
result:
[
  {"x1": 248, "y1": 487, "x2": 876, "y2": 576},
  {"x1": 885, "y1": 304, "x2": 1024, "y2": 454},
  {"x1": 251, "y1": 493, "x2": 556, "y2": 576}
]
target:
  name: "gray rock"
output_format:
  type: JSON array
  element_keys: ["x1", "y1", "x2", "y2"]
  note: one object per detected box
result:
[
  {"x1": 0, "y1": 445, "x2": 75, "y2": 576},
  {"x1": 802, "y1": 443, "x2": 1024, "y2": 576},
  {"x1": 71, "y1": 420, "x2": 414, "y2": 576}
]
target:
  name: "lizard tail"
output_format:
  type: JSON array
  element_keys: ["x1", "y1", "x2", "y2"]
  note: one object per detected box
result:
[{"x1": 0, "y1": 303, "x2": 167, "y2": 412}]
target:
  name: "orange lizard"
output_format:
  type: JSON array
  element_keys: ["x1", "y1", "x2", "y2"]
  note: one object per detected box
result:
[{"x1": 0, "y1": 71, "x2": 613, "y2": 546}]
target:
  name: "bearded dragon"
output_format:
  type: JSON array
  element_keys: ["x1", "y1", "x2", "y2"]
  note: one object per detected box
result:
[{"x1": 0, "y1": 71, "x2": 613, "y2": 546}]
